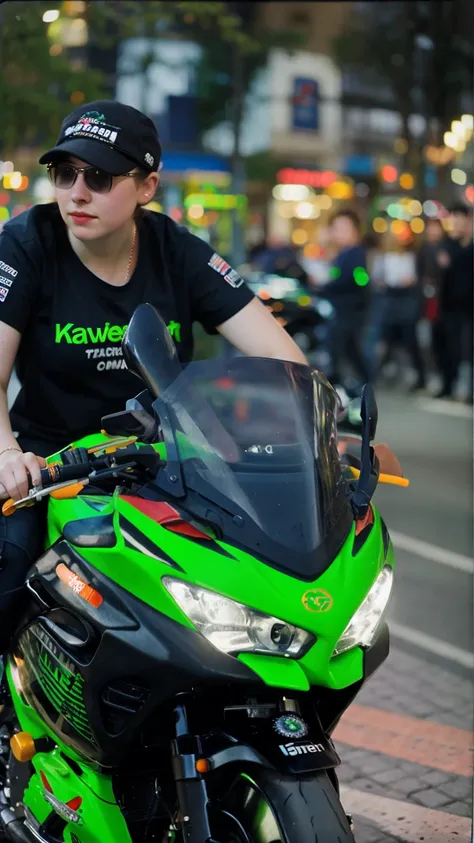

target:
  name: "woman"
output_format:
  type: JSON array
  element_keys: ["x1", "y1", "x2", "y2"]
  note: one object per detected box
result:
[
  {"x1": 0, "y1": 99, "x2": 306, "y2": 648},
  {"x1": 370, "y1": 232, "x2": 426, "y2": 391}
]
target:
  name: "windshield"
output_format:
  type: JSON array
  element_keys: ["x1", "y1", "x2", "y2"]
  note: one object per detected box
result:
[{"x1": 157, "y1": 357, "x2": 353, "y2": 580}]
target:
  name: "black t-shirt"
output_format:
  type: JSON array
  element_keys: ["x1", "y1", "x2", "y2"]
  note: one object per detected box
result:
[{"x1": 0, "y1": 204, "x2": 254, "y2": 448}]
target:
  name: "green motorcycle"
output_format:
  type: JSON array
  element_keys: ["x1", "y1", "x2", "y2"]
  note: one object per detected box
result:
[{"x1": 0, "y1": 304, "x2": 405, "y2": 843}]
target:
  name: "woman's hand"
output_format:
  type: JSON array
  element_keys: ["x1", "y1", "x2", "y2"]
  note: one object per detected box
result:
[{"x1": 0, "y1": 448, "x2": 47, "y2": 502}]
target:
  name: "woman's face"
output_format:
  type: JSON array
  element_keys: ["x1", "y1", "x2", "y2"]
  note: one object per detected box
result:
[{"x1": 54, "y1": 156, "x2": 158, "y2": 240}]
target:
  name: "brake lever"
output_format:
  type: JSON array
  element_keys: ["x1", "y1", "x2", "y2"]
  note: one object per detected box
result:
[{"x1": 2, "y1": 477, "x2": 90, "y2": 516}]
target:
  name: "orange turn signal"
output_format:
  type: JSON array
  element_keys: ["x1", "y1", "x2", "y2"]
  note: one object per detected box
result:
[
  {"x1": 56, "y1": 563, "x2": 103, "y2": 608},
  {"x1": 196, "y1": 759, "x2": 210, "y2": 774},
  {"x1": 10, "y1": 732, "x2": 36, "y2": 763}
]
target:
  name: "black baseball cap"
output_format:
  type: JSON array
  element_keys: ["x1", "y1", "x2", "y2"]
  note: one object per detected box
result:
[{"x1": 39, "y1": 100, "x2": 161, "y2": 175}]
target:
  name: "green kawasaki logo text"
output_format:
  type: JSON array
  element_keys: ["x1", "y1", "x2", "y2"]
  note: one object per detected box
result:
[{"x1": 55, "y1": 320, "x2": 181, "y2": 344}]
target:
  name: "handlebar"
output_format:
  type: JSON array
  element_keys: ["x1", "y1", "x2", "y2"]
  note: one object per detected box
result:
[
  {"x1": 2, "y1": 442, "x2": 164, "y2": 517},
  {"x1": 40, "y1": 462, "x2": 94, "y2": 487}
]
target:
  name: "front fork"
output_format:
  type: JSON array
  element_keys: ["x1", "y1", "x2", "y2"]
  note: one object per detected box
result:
[
  {"x1": 170, "y1": 698, "x2": 355, "y2": 842},
  {"x1": 171, "y1": 701, "x2": 217, "y2": 843}
]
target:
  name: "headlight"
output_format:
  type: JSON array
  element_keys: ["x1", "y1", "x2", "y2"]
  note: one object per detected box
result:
[
  {"x1": 163, "y1": 578, "x2": 314, "y2": 658},
  {"x1": 333, "y1": 565, "x2": 393, "y2": 656}
]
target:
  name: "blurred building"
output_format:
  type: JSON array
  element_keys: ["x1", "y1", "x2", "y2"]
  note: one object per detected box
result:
[{"x1": 10, "y1": 1, "x2": 468, "y2": 248}]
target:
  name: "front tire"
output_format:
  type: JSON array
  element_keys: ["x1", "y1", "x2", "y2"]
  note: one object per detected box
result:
[{"x1": 212, "y1": 767, "x2": 356, "y2": 843}]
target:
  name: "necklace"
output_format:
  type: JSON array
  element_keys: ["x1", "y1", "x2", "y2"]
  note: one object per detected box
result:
[
  {"x1": 123, "y1": 224, "x2": 137, "y2": 284},
  {"x1": 70, "y1": 224, "x2": 137, "y2": 286}
]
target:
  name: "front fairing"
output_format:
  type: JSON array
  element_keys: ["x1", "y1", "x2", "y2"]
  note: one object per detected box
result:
[{"x1": 44, "y1": 485, "x2": 393, "y2": 692}]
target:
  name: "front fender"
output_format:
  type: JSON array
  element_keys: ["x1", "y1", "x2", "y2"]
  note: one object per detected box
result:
[{"x1": 201, "y1": 712, "x2": 340, "y2": 776}]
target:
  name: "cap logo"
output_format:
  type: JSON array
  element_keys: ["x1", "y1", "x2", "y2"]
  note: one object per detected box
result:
[
  {"x1": 78, "y1": 111, "x2": 106, "y2": 125},
  {"x1": 64, "y1": 119, "x2": 120, "y2": 146},
  {"x1": 144, "y1": 152, "x2": 154, "y2": 167}
]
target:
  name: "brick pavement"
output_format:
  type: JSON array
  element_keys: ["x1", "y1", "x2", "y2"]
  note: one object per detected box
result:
[{"x1": 333, "y1": 645, "x2": 473, "y2": 842}]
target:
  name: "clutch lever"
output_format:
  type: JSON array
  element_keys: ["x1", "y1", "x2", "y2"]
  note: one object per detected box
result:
[{"x1": 2, "y1": 476, "x2": 90, "y2": 516}]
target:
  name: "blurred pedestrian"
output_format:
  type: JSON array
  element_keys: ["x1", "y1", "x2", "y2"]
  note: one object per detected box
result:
[
  {"x1": 323, "y1": 210, "x2": 371, "y2": 395},
  {"x1": 370, "y1": 233, "x2": 426, "y2": 392},
  {"x1": 250, "y1": 235, "x2": 310, "y2": 287},
  {"x1": 417, "y1": 218, "x2": 445, "y2": 320},
  {"x1": 432, "y1": 203, "x2": 473, "y2": 401}
]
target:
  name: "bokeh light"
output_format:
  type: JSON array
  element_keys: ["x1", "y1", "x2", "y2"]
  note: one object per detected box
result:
[
  {"x1": 381, "y1": 165, "x2": 398, "y2": 183},
  {"x1": 373, "y1": 217, "x2": 388, "y2": 233},
  {"x1": 409, "y1": 200, "x2": 423, "y2": 216},
  {"x1": 277, "y1": 203, "x2": 295, "y2": 219},
  {"x1": 399, "y1": 173, "x2": 415, "y2": 190},
  {"x1": 353, "y1": 267, "x2": 370, "y2": 286},
  {"x1": 43, "y1": 10, "x2": 60, "y2": 23},
  {"x1": 394, "y1": 138, "x2": 408, "y2": 154},
  {"x1": 291, "y1": 228, "x2": 309, "y2": 245},
  {"x1": 410, "y1": 218, "x2": 425, "y2": 234},
  {"x1": 390, "y1": 220, "x2": 406, "y2": 235},
  {"x1": 187, "y1": 204, "x2": 204, "y2": 220},
  {"x1": 423, "y1": 200, "x2": 438, "y2": 217},
  {"x1": 451, "y1": 169, "x2": 467, "y2": 186},
  {"x1": 272, "y1": 184, "x2": 310, "y2": 201},
  {"x1": 295, "y1": 201, "x2": 320, "y2": 219},
  {"x1": 355, "y1": 182, "x2": 370, "y2": 197},
  {"x1": 326, "y1": 181, "x2": 354, "y2": 200},
  {"x1": 316, "y1": 194, "x2": 333, "y2": 210},
  {"x1": 70, "y1": 90, "x2": 85, "y2": 105}
]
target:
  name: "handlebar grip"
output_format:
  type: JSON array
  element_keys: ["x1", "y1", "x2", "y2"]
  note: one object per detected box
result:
[{"x1": 40, "y1": 463, "x2": 90, "y2": 487}]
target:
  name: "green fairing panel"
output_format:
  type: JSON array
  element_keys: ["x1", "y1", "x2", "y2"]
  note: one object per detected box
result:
[
  {"x1": 238, "y1": 654, "x2": 310, "y2": 691},
  {"x1": 6, "y1": 664, "x2": 131, "y2": 843}
]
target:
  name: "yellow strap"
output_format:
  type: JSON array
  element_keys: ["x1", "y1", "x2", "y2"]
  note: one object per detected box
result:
[
  {"x1": 89, "y1": 435, "x2": 138, "y2": 454},
  {"x1": 348, "y1": 466, "x2": 410, "y2": 487}
]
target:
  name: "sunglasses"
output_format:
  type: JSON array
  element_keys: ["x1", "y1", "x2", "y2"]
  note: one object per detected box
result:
[{"x1": 47, "y1": 162, "x2": 138, "y2": 194}]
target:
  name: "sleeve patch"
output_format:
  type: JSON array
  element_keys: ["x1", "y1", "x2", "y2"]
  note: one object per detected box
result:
[{"x1": 208, "y1": 253, "x2": 244, "y2": 288}]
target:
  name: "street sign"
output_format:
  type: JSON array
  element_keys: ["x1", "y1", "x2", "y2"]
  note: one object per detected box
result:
[{"x1": 292, "y1": 78, "x2": 319, "y2": 131}]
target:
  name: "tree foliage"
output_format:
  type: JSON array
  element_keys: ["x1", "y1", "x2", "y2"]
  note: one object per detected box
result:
[
  {"x1": 332, "y1": 0, "x2": 473, "y2": 147},
  {"x1": 0, "y1": 0, "x2": 268, "y2": 153},
  {"x1": 0, "y1": 1, "x2": 105, "y2": 152}
]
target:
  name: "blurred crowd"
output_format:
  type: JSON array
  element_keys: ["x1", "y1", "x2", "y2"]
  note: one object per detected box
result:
[{"x1": 247, "y1": 204, "x2": 473, "y2": 403}]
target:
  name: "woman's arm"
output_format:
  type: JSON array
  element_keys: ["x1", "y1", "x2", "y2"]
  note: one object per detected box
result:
[
  {"x1": 0, "y1": 321, "x2": 46, "y2": 500},
  {"x1": 0, "y1": 321, "x2": 22, "y2": 453},
  {"x1": 217, "y1": 298, "x2": 308, "y2": 365}
]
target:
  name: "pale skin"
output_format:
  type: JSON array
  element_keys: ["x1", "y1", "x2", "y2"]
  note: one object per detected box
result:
[{"x1": 0, "y1": 156, "x2": 306, "y2": 501}]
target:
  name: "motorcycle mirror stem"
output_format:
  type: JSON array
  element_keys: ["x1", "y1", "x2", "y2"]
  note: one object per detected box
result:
[{"x1": 350, "y1": 383, "x2": 380, "y2": 517}]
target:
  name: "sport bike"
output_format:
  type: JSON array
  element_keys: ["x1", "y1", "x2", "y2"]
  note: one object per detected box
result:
[{"x1": 0, "y1": 303, "x2": 408, "y2": 843}]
